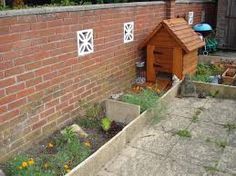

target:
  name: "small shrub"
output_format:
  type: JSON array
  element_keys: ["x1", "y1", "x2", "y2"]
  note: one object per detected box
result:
[
  {"x1": 76, "y1": 118, "x2": 100, "y2": 129},
  {"x1": 176, "y1": 129, "x2": 191, "y2": 138},
  {"x1": 101, "y1": 117, "x2": 112, "y2": 132},
  {"x1": 58, "y1": 127, "x2": 77, "y2": 145},
  {"x1": 121, "y1": 89, "x2": 159, "y2": 112},
  {"x1": 79, "y1": 101, "x2": 103, "y2": 120},
  {"x1": 192, "y1": 63, "x2": 223, "y2": 83}
]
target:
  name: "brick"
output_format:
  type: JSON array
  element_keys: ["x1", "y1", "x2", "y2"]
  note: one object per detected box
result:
[
  {"x1": 42, "y1": 121, "x2": 57, "y2": 134},
  {"x1": 0, "y1": 94, "x2": 16, "y2": 106},
  {"x1": 10, "y1": 24, "x2": 31, "y2": 33},
  {"x1": 0, "y1": 34, "x2": 20, "y2": 45},
  {"x1": 5, "y1": 66, "x2": 25, "y2": 77},
  {"x1": 40, "y1": 107, "x2": 55, "y2": 119},
  {"x1": 32, "y1": 119, "x2": 47, "y2": 130},
  {"x1": 25, "y1": 61, "x2": 42, "y2": 71},
  {"x1": 0, "y1": 109, "x2": 19, "y2": 123},
  {"x1": 35, "y1": 66, "x2": 51, "y2": 77},
  {"x1": 0, "y1": 78, "x2": 15, "y2": 88},
  {"x1": 26, "y1": 77, "x2": 42, "y2": 87},
  {"x1": 6, "y1": 83, "x2": 25, "y2": 95},
  {"x1": 17, "y1": 87, "x2": 35, "y2": 99},
  {"x1": 0, "y1": 106, "x2": 7, "y2": 114},
  {"x1": 17, "y1": 72, "x2": 35, "y2": 82},
  {"x1": 8, "y1": 97, "x2": 26, "y2": 110}
]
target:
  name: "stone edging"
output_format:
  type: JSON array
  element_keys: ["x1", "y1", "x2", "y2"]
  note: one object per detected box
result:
[
  {"x1": 176, "y1": 0, "x2": 215, "y2": 4},
  {"x1": 0, "y1": 0, "x2": 215, "y2": 18},
  {"x1": 0, "y1": 2, "x2": 165, "y2": 18}
]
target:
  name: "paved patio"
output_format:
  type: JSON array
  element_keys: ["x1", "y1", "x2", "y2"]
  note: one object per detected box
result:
[{"x1": 97, "y1": 97, "x2": 236, "y2": 176}]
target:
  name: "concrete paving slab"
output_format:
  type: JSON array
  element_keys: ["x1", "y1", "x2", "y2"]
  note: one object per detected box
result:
[
  {"x1": 169, "y1": 139, "x2": 223, "y2": 167},
  {"x1": 155, "y1": 158, "x2": 206, "y2": 176},
  {"x1": 97, "y1": 97, "x2": 236, "y2": 176},
  {"x1": 217, "y1": 146, "x2": 236, "y2": 175},
  {"x1": 189, "y1": 121, "x2": 228, "y2": 141},
  {"x1": 129, "y1": 128, "x2": 178, "y2": 156},
  {"x1": 102, "y1": 146, "x2": 164, "y2": 176}
]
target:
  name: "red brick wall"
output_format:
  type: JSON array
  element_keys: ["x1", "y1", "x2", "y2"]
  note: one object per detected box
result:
[
  {"x1": 175, "y1": 2, "x2": 217, "y2": 27},
  {"x1": 0, "y1": 1, "x2": 215, "y2": 161}
]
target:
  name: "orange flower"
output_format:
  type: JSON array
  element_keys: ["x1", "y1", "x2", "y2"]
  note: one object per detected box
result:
[
  {"x1": 83, "y1": 141, "x2": 91, "y2": 148},
  {"x1": 47, "y1": 142, "x2": 54, "y2": 148},
  {"x1": 66, "y1": 169, "x2": 71, "y2": 173},
  {"x1": 21, "y1": 161, "x2": 28, "y2": 168},
  {"x1": 64, "y1": 164, "x2": 69, "y2": 169},
  {"x1": 28, "y1": 158, "x2": 35, "y2": 166}
]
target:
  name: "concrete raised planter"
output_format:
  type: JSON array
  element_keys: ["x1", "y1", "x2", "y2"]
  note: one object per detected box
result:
[
  {"x1": 194, "y1": 81, "x2": 236, "y2": 99},
  {"x1": 66, "y1": 82, "x2": 181, "y2": 176}
]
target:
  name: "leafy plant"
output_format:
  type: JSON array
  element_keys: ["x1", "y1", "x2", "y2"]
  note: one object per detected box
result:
[
  {"x1": 57, "y1": 127, "x2": 77, "y2": 145},
  {"x1": 4, "y1": 130, "x2": 91, "y2": 176},
  {"x1": 101, "y1": 117, "x2": 112, "y2": 132},
  {"x1": 4, "y1": 155, "x2": 55, "y2": 176},
  {"x1": 121, "y1": 89, "x2": 159, "y2": 112},
  {"x1": 76, "y1": 118, "x2": 100, "y2": 129},
  {"x1": 176, "y1": 129, "x2": 191, "y2": 138},
  {"x1": 79, "y1": 101, "x2": 103, "y2": 120},
  {"x1": 192, "y1": 63, "x2": 223, "y2": 82}
]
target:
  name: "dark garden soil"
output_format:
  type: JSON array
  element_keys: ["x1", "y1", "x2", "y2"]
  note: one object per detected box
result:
[{"x1": 27, "y1": 120, "x2": 125, "y2": 157}]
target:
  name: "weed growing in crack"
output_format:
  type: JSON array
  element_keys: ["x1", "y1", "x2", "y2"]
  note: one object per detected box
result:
[
  {"x1": 176, "y1": 129, "x2": 191, "y2": 138},
  {"x1": 223, "y1": 123, "x2": 236, "y2": 133},
  {"x1": 215, "y1": 140, "x2": 228, "y2": 149},
  {"x1": 151, "y1": 100, "x2": 167, "y2": 125},
  {"x1": 191, "y1": 108, "x2": 203, "y2": 123},
  {"x1": 192, "y1": 115, "x2": 199, "y2": 123},
  {"x1": 204, "y1": 165, "x2": 219, "y2": 173},
  {"x1": 205, "y1": 137, "x2": 228, "y2": 149}
]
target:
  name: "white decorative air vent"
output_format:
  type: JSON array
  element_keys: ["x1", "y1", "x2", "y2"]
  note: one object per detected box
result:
[
  {"x1": 188, "y1": 12, "x2": 194, "y2": 25},
  {"x1": 124, "y1": 22, "x2": 134, "y2": 43},
  {"x1": 77, "y1": 29, "x2": 94, "y2": 56}
]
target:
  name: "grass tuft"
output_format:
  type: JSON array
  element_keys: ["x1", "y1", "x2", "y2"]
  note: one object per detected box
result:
[{"x1": 176, "y1": 129, "x2": 191, "y2": 138}]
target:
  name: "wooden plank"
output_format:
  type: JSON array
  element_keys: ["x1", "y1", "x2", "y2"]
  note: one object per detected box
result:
[
  {"x1": 173, "y1": 47, "x2": 183, "y2": 80},
  {"x1": 147, "y1": 45, "x2": 156, "y2": 82}
]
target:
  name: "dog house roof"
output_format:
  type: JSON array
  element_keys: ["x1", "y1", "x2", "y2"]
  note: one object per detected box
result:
[{"x1": 139, "y1": 18, "x2": 205, "y2": 53}]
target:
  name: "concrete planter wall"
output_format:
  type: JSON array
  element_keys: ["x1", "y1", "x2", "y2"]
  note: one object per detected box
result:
[
  {"x1": 194, "y1": 81, "x2": 236, "y2": 99},
  {"x1": 67, "y1": 82, "x2": 181, "y2": 176}
]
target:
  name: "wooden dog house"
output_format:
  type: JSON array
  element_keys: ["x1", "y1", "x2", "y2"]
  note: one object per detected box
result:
[{"x1": 140, "y1": 18, "x2": 205, "y2": 82}]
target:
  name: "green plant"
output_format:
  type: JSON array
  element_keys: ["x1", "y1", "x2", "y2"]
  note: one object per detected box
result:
[
  {"x1": 151, "y1": 100, "x2": 167, "y2": 124},
  {"x1": 192, "y1": 63, "x2": 223, "y2": 83},
  {"x1": 192, "y1": 115, "x2": 199, "y2": 123},
  {"x1": 76, "y1": 118, "x2": 100, "y2": 129},
  {"x1": 121, "y1": 89, "x2": 159, "y2": 112},
  {"x1": 204, "y1": 165, "x2": 219, "y2": 173},
  {"x1": 209, "y1": 90, "x2": 219, "y2": 98},
  {"x1": 176, "y1": 129, "x2": 191, "y2": 138},
  {"x1": 4, "y1": 131, "x2": 91, "y2": 176},
  {"x1": 101, "y1": 117, "x2": 112, "y2": 132},
  {"x1": 223, "y1": 123, "x2": 236, "y2": 132},
  {"x1": 58, "y1": 127, "x2": 77, "y2": 145},
  {"x1": 215, "y1": 140, "x2": 228, "y2": 149},
  {"x1": 205, "y1": 137, "x2": 228, "y2": 149},
  {"x1": 79, "y1": 101, "x2": 103, "y2": 120},
  {"x1": 4, "y1": 155, "x2": 55, "y2": 176},
  {"x1": 192, "y1": 109, "x2": 202, "y2": 123},
  {"x1": 51, "y1": 0, "x2": 75, "y2": 5}
]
